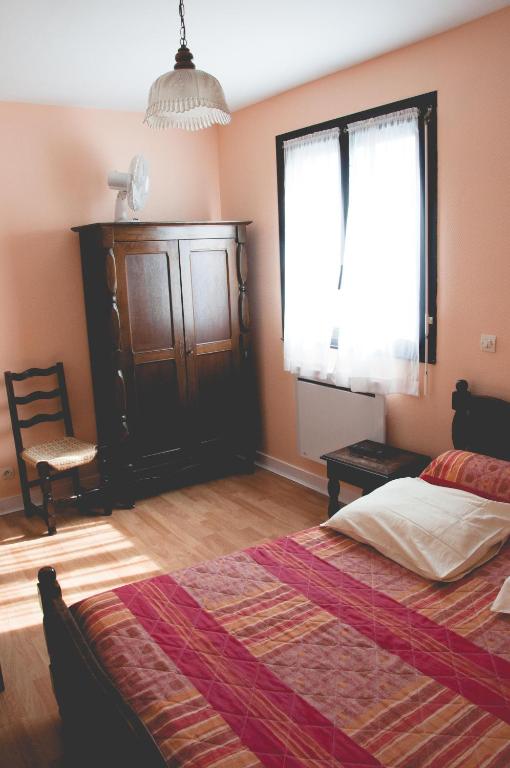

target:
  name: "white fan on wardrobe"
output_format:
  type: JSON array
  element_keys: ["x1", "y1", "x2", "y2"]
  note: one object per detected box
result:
[{"x1": 107, "y1": 155, "x2": 150, "y2": 221}]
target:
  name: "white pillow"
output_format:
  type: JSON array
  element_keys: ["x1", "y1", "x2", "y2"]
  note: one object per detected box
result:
[
  {"x1": 491, "y1": 577, "x2": 510, "y2": 613},
  {"x1": 321, "y1": 477, "x2": 510, "y2": 581}
]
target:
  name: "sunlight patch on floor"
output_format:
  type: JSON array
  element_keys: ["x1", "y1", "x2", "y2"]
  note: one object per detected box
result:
[{"x1": 0, "y1": 519, "x2": 162, "y2": 631}]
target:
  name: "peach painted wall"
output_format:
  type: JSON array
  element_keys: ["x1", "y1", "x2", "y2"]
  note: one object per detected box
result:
[
  {"x1": 217, "y1": 8, "x2": 510, "y2": 481},
  {"x1": 0, "y1": 101, "x2": 221, "y2": 499},
  {"x1": 2, "y1": 9, "x2": 509, "y2": 502}
]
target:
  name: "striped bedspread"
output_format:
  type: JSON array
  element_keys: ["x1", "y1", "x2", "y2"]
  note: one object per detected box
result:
[{"x1": 72, "y1": 527, "x2": 510, "y2": 767}]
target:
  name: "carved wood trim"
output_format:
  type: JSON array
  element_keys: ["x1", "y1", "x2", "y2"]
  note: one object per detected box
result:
[
  {"x1": 106, "y1": 249, "x2": 117, "y2": 295},
  {"x1": 114, "y1": 369, "x2": 129, "y2": 440},
  {"x1": 236, "y1": 242, "x2": 250, "y2": 333},
  {"x1": 106, "y1": 248, "x2": 130, "y2": 440}
]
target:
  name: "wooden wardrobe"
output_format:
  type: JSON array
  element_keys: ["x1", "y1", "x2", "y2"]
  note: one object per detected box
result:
[{"x1": 72, "y1": 221, "x2": 256, "y2": 498}]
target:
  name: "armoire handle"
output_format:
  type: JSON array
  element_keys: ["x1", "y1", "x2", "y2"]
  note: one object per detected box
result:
[{"x1": 186, "y1": 348, "x2": 194, "y2": 356}]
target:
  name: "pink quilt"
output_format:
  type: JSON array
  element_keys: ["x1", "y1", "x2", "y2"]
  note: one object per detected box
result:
[{"x1": 72, "y1": 526, "x2": 510, "y2": 767}]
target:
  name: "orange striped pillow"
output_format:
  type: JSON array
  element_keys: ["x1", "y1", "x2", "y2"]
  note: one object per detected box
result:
[{"x1": 421, "y1": 450, "x2": 510, "y2": 502}]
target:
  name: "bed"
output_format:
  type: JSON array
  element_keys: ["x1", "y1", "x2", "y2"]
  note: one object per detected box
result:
[{"x1": 38, "y1": 380, "x2": 510, "y2": 767}]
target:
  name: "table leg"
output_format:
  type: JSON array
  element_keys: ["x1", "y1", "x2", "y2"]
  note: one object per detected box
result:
[{"x1": 327, "y1": 477, "x2": 340, "y2": 518}]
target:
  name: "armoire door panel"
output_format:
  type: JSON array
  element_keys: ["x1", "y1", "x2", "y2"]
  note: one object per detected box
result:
[
  {"x1": 189, "y1": 249, "x2": 231, "y2": 344},
  {"x1": 125, "y1": 251, "x2": 174, "y2": 352},
  {"x1": 195, "y1": 350, "x2": 235, "y2": 442},
  {"x1": 114, "y1": 240, "x2": 188, "y2": 459},
  {"x1": 179, "y1": 238, "x2": 242, "y2": 449},
  {"x1": 134, "y1": 359, "x2": 185, "y2": 455}
]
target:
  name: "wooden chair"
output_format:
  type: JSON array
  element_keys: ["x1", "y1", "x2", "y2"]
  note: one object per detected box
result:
[{"x1": 4, "y1": 362, "x2": 112, "y2": 536}]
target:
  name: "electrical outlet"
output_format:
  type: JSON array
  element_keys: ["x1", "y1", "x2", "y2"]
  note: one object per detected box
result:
[
  {"x1": 481, "y1": 334, "x2": 497, "y2": 353},
  {"x1": 1, "y1": 467, "x2": 15, "y2": 481}
]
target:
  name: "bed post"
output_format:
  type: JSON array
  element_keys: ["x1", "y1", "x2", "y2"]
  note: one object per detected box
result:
[
  {"x1": 38, "y1": 566, "x2": 69, "y2": 721},
  {"x1": 38, "y1": 566, "x2": 61, "y2": 610},
  {"x1": 452, "y1": 379, "x2": 471, "y2": 450},
  {"x1": 37, "y1": 567, "x2": 166, "y2": 767},
  {"x1": 452, "y1": 379, "x2": 510, "y2": 459}
]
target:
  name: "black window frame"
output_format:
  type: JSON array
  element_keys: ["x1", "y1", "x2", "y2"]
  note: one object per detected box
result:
[{"x1": 276, "y1": 91, "x2": 438, "y2": 364}]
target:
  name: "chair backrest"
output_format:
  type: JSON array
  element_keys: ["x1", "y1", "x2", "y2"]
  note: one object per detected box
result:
[{"x1": 4, "y1": 363, "x2": 74, "y2": 456}]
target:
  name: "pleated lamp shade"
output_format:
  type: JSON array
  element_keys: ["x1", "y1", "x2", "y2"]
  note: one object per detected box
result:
[{"x1": 144, "y1": 44, "x2": 231, "y2": 131}]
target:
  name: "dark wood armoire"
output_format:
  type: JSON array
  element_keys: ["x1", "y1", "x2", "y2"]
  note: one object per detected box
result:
[{"x1": 72, "y1": 221, "x2": 256, "y2": 499}]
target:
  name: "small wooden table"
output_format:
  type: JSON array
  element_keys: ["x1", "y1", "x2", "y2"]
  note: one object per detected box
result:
[{"x1": 321, "y1": 440, "x2": 431, "y2": 518}]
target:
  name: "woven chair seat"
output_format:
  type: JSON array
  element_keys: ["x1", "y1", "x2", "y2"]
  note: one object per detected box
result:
[{"x1": 21, "y1": 437, "x2": 97, "y2": 471}]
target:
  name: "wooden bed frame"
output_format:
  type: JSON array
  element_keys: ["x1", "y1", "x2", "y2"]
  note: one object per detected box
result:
[
  {"x1": 38, "y1": 379, "x2": 510, "y2": 766},
  {"x1": 38, "y1": 566, "x2": 166, "y2": 768},
  {"x1": 452, "y1": 379, "x2": 510, "y2": 460}
]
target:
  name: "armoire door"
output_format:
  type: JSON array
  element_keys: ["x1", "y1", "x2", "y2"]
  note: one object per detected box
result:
[
  {"x1": 179, "y1": 238, "x2": 241, "y2": 459},
  {"x1": 114, "y1": 240, "x2": 188, "y2": 468}
]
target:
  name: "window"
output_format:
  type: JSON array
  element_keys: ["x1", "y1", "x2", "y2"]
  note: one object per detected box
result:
[{"x1": 276, "y1": 93, "x2": 437, "y2": 397}]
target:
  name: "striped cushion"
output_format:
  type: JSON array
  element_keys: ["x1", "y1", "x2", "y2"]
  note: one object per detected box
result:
[{"x1": 421, "y1": 449, "x2": 510, "y2": 502}]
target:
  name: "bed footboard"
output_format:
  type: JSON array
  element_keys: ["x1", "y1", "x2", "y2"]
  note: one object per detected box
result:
[{"x1": 38, "y1": 567, "x2": 166, "y2": 768}]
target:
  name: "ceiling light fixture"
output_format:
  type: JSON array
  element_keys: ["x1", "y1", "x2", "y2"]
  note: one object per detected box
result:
[{"x1": 144, "y1": 0, "x2": 231, "y2": 131}]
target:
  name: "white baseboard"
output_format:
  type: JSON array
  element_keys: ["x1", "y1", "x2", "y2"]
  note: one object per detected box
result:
[
  {"x1": 0, "y1": 493, "x2": 25, "y2": 516},
  {"x1": 0, "y1": 461, "x2": 358, "y2": 518},
  {"x1": 255, "y1": 451, "x2": 359, "y2": 506},
  {"x1": 0, "y1": 473, "x2": 98, "y2": 517},
  {"x1": 0, "y1": 488, "x2": 43, "y2": 515}
]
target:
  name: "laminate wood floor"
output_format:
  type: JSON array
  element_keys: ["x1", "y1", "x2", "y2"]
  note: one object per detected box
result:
[{"x1": 0, "y1": 469, "x2": 326, "y2": 768}]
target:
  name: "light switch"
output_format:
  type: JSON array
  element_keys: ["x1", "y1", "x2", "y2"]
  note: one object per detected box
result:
[{"x1": 481, "y1": 334, "x2": 497, "y2": 353}]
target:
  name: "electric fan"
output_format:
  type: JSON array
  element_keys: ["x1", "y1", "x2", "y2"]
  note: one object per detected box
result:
[{"x1": 107, "y1": 155, "x2": 150, "y2": 221}]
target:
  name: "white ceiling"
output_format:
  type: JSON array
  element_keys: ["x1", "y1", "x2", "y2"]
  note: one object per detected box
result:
[{"x1": 1, "y1": 0, "x2": 509, "y2": 113}]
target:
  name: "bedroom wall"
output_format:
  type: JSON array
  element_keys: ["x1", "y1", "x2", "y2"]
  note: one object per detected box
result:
[
  {"x1": 217, "y1": 8, "x2": 510, "y2": 481},
  {"x1": 0, "y1": 101, "x2": 221, "y2": 501}
]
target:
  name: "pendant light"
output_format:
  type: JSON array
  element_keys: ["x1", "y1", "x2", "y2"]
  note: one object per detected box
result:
[{"x1": 144, "y1": 0, "x2": 231, "y2": 131}]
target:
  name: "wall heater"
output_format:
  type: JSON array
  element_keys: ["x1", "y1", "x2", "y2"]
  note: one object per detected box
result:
[{"x1": 296, "y1": 378, "x2": 385, "y2": 462}]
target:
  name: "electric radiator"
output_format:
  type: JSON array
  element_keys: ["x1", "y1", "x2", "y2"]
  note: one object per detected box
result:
[{"x1": 296, "y1": 378, "x2": 385, "y2": 462}]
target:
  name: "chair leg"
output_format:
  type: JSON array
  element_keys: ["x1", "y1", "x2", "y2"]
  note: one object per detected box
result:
[
  {"x1": 18, "y1": 460, "x2": 34, "y2": 517},
  {"x1": 37, "y1": 462, "x2": 57, "y2": 536},
  {"x1": 71, "y1": 468, "x2": 90, "y2": 517},
  {"x1": 71, "y1": 467, "x2": 81, "y2": 495}
]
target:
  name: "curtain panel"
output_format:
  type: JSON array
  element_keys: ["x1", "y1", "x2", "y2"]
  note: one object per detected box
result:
[
  {"x1": 331, "y1": 108, "x2": 421, "y2": 396},
  {"x1": 283, "y1": 127, "x2": 343, "y2": 380},
  {"x1": 283, "y1": 108, "x2": 421, "y2": 397}
]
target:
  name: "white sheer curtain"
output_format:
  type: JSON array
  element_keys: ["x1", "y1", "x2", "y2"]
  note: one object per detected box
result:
[
  {"x1": 283, "y1": 128, "x2": 343, "y2": 380},
  {"x1": 330, "y1": 108, "x2": 421, "y2": 396}
]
